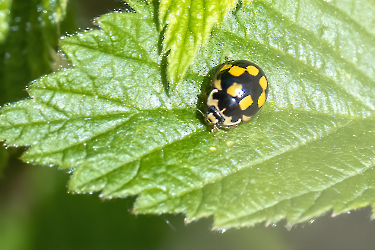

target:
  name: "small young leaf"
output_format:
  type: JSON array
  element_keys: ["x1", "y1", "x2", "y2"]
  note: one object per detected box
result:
[
  {"x1": 1, "y1": 0, "x2": 375, "y2": 230},
  {"x1": 159, "y1": 0, "x2": 237, "y2": 88}
]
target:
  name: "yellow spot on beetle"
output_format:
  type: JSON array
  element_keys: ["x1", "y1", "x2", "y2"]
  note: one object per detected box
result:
[
  {"x1": 246, "y1": 66, "x2": 259, "y2": 76},
  {"x1": 220, "y1": 64, "x2": 232, "y2": 72},
  {"x1": 227, "y1": 82, "x2": 243, "y2": 97},
  {"x1": 259, "y1": 76, "x2": 268, "y2": 90},
  {"x1": 239, "y1": 95, "x2": 253, "y2": 110},
  {"x1": 242, "y1": 115, "x2": 252, "y2": 122},
  {"x1": 258, "y1": 91, "x2": 266, "y2": 108},
  {"x1": 229, "y1": 66, "x2": 246, "y2": 76}
]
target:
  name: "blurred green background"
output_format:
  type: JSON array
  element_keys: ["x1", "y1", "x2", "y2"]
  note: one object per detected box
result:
[{"x1": 1, "y1": 0, "x2": 375, "y2": 249}]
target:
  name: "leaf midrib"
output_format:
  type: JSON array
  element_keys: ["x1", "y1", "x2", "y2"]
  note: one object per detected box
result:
[
  {"x1": 313, "y1": 0, "x2": 375, "y2": 41},
  {"x1": 37, "y1": 110, "x2": 374, "y2": 192}
]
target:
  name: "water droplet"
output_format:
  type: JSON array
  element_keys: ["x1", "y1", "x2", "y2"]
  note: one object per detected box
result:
[{"x1": 164, "y1": 219, "x2": 176, "y2": 231}]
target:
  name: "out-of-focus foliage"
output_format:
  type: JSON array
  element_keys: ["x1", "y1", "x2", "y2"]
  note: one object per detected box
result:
[{"x1": 0, "y1": 0, "x2": 68, "y2": 105}]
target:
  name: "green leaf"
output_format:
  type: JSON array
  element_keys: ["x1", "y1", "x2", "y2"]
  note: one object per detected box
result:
[
  {"x1": 1, "y1": 0, "x2": 375, "y2": 230},
  {"x1": 0, "y1": 0, "x2": 68, "y2": 105},
  {"x1": 160, "y1": 0, "x2": 237, "y2": 88}
]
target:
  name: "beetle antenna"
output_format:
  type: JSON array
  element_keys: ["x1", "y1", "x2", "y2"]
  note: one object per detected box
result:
[{"x1": 196, "y1": 108, "x2": 205, "y2": 117}]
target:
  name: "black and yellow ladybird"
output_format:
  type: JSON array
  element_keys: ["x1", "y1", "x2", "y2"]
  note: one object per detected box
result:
[{"x1": 205, "y1": 60, "x2": 269, "y2": 130}]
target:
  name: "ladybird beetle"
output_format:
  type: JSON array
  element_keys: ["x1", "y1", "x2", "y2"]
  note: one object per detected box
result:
[{"x1": 205, "y1": 60, "x2": 269, "y2": 130}]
